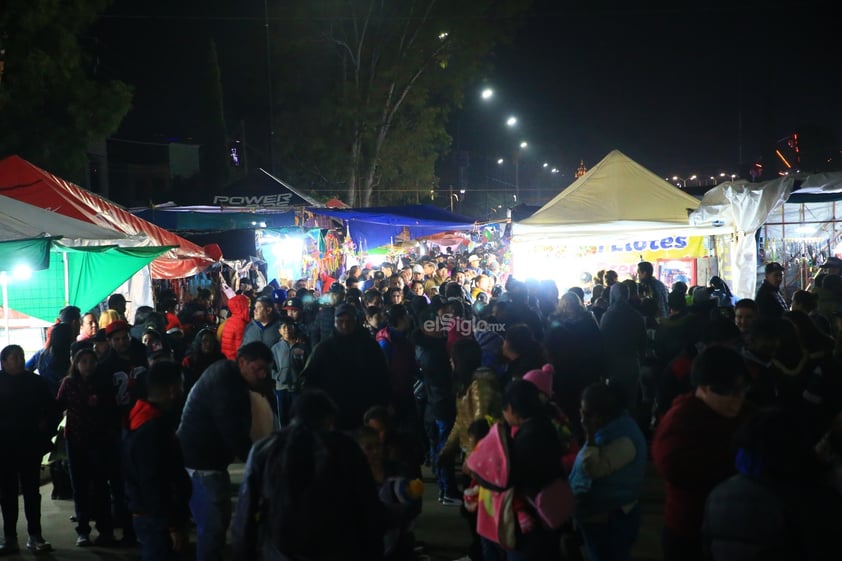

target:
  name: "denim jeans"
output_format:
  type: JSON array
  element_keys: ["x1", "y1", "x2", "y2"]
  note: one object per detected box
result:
[
  {"x1": 274, "y1": 389, "x2": 298, "y2": 428},
  {"x1": 431, "y1": 419, "x2": 457, "y2": 497},
  {"x1": 133, "y1": 514, "x2": 170, "y2": 561},
  {"x1": 104, "y1": 437, "x2": 133, "y2": 538},
  {"x1": 188, "y1": 469, "x2": 231, "y2": 561},
  {"x1": 65, "y1": 439, "x2": 113, "y2": 536},
  {"x1": 579, "y1": 504, "x2": 642, "y2": 561}
]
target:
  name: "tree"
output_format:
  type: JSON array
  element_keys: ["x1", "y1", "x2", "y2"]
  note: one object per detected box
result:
[
  {"x1": 273, "y1": 0, "x2": 531, "y2": 207},
  {"x1": 0, "y1": 0, "x2": 132, "y2": 182}
]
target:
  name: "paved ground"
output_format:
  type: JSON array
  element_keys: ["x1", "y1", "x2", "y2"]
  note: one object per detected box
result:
[{"x1": 1, "y1": 462, "x2": 665, "y2": 560}]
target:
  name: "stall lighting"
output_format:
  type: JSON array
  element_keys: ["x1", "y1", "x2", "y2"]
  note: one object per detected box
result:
[{"x1": 12, "y1": 264, "x2": 31, "y2": 280}]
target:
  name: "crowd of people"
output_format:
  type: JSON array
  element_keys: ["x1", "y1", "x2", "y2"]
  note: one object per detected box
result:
[{"x1": 0, "y1": 248, "x2": 841, "y2": 561}]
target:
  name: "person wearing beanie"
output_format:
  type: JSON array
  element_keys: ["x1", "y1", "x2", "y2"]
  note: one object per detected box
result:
[
  {"x1": 523, "y1": 364, "x2": 554, "y2": 399},
  {"x1": 523, "y1": 364, "x2": 580, "y2": 474}
]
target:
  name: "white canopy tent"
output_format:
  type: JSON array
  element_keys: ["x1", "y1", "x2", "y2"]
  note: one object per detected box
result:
[
  {"x1": 513, "y1": 150, "x2": 725, "y2": 245},
  {"x1": 511, "y1": 150, "x2": 725, "y2": 289}
]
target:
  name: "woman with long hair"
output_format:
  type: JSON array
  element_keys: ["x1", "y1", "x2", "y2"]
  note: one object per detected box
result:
[
  {"x1": 37, "y1": 322, "x2": 75, "y2": 397},
  {"x1": 55, "y1": 348, "x2": 120, "y2": 546},
  {"x1": 181, "y1": 327, "x2": 225, "y2": 394}
]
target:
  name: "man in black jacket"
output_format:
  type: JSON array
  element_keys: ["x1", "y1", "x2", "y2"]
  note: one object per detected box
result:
[
  {"x1": 301, "y1": 303, "x2": 390, "y2": 431},
  {"x1": 176, "y1": 341, "x2": 272, "y2": 561},
  {"x1": 124, "y1": 361, "x2": 191, "y2": 560},
  {"x1": 755, "y1": 262, "x2": 788, "y2": 318},
  {"x1": 0, "y1": 345, "x2": 61, "y2": 554}
]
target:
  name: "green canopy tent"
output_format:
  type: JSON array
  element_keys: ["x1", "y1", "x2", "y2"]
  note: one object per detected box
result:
[{"x1": 0, "y1": 237, "x2": 172, "y2": 327}]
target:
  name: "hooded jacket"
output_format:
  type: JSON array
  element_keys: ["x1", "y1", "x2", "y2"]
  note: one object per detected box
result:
[
  {"x1": 123, "y1": 399, "x2": 191, "y2": 526},
  {"x1": 221, "y1": 295, "x2": 251, "y2": 360}
]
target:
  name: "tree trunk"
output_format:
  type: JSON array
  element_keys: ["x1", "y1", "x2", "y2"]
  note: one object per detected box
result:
[{"x1": 347, "y1": 127, "x2": 362, "y2": 206}]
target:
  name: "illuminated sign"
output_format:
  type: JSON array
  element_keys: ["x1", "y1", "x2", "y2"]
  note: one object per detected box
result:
[{"x1": 213, "y1": 193, "x2": 295, "y2": 207}]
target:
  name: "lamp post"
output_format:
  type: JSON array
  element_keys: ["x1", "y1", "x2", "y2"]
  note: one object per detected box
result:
[{"x1": 514, "y1": 141, "x2": 527, "y2": 198}]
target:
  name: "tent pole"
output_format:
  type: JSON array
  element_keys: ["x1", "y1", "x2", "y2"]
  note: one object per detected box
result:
[
  {"x1": 63, "y1": 252, "x2": 70, "y2": 306},
  {"x1": 1, "y1": 272, "x2": 9, "y2": 347}
]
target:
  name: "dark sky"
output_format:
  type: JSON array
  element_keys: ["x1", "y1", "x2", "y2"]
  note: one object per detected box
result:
[
  {"x1": 97, "y1": 1, "x2": 840, "y2": 201},
  {"x1": 464, "y1": 1, "x2": 841, "y2": 186}
]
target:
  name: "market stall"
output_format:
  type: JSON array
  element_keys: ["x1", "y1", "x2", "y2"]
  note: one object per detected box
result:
[
  {"x1": 512, "y1": 150, "x2": 723, "y2": 292},
  {"x1": 690, "y1": 172, "x2": 842, "y2": 298}
]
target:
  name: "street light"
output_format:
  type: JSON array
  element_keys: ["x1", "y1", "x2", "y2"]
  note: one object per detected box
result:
[
  {"x1": 506, "y1": 116, "x2": 517, "y2": 127},
  {"x1": 671, "y1": 174, "x2": 697, "y2": 188},
  {"x1": 719, "y1": 172, "x2": 737, "y2": 182},
  {"x1": 481, "y1": 88, "x2": 494, "y2": 100}
]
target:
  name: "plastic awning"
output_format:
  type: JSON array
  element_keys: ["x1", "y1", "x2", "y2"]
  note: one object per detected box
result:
[
  {"x1": 0, "y1": 237, "x2": 171, "y2": 322},
  {"x1": 0, "y1": 155, "x2": 217, "y2": 279}
]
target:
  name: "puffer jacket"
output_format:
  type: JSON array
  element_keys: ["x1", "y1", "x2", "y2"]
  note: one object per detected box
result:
[
  {"x1": 221, "y1": 295, "x2": 251, "y2": 360},
  {"x1": 441, "y1": 368, "x2": 502, "y2": 458}
]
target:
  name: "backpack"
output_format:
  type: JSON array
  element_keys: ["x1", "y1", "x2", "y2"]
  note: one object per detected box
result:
[{"x1": 466, "y1": 422, "x2": 517, "y2": 549}]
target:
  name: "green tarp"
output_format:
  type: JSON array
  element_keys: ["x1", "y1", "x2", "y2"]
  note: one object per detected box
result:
[
  {"x1": 0, "y1": 236, "x2": 55, "y2": 272},
  {"x1": 0, "y1": 238, "x2": 171, "y2": 322}
]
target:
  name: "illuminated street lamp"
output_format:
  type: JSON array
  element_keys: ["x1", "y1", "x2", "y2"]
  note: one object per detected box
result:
[
  {"x1": 719, "y1": 172, "x2": 737, "y2": 182},
  {"x1": 481, "y1": 88, "x2": 494, "y2": 100},
  {"x1": 671, "y1": 174, "x2": 697, "y2": 188},
  {"x1": 506, "y1": 116, "x2": 517, "y2": 127}
]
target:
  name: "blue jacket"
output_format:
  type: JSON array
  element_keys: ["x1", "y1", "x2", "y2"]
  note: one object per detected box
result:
[{"x1": 569, "y1": 414, "x2": 647, "y2": 520}]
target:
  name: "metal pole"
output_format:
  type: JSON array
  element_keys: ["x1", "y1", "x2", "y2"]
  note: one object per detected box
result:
[
  {"x1": 264, "y1": 0, "x2": 275, "y2": 174},
  {"x1": 514, "y1": 153, "x2": 520, "y2": 200},
  {"x1": 63, "y1": 251, "x2": 70, "y2": 306},
  {"x1": 2, "y1": 272, "x2": 9, "y2": 347}
]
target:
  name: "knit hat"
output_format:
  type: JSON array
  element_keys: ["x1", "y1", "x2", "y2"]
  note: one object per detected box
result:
[{"x1": 523, "y1": 364, "x2": 555, "y2": 397}]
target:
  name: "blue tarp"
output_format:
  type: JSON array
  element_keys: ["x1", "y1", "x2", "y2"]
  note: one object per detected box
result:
[
  {"x1": 132, "y1": 208, "x2": 298, "y2": 231},
  {"x1": 309, "y1": 204, "x2": 478, "y2": 250}
]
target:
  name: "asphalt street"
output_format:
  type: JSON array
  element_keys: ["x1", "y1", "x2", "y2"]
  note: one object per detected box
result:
[{"x1": 0, "y1": 463, "x2": 665, "y2": 560}]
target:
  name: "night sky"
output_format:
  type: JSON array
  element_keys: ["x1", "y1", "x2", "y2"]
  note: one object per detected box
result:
[
  {"x1": 98, "y1": 1, "x2": 840, "y2": 203},
  {"x1": 466, "y1": 0, "x2": 841, "y2": 187}
]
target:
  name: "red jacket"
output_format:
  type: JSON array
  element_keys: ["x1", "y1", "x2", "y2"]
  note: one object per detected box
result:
[
  {"x1": 652, "y1": 393, "x2": 754, "y2": 538},
  {"x1": 220, "y1": 295, "x2": 251, "y2": 360}
]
